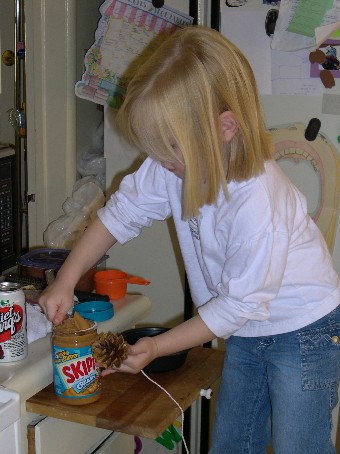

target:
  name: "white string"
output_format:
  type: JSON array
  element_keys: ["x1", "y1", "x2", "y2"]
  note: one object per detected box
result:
[{"x1": 141, "y1": 370, "x2": 190, "y2": 454}]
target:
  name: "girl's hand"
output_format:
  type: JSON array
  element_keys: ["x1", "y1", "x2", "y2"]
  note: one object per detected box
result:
[
  {"x1": 39, "y1": 280, "x2": 74, "y2": 325},
  {"x1": 101, "y1": 336, "x2": 159, "y2": 376}
]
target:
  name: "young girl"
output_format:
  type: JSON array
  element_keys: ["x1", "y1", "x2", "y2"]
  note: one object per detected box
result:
[{"x1": 40, "y1": 26, "x2": 340, "y2": 453}]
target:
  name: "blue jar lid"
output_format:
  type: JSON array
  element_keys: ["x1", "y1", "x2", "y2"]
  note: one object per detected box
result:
[{"x1": 74, "y1": 301, "x2": 114, "y2": 323}]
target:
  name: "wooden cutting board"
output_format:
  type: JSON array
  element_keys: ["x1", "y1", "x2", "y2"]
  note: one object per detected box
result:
[{"x1": 26, "y1": 347, "x2": 224, "y2": 439}]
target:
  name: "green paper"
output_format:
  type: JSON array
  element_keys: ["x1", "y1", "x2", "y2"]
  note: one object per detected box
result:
[{"x1": 287, "y1": 0, "x2": 333, "y2": 38}]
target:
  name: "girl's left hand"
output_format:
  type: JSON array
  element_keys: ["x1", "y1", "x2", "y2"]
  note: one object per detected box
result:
[{"x1": 101, "y1": 336, "x2": 158, "y2": 376}]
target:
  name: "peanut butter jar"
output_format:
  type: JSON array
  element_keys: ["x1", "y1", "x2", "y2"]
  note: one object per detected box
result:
[{"x1": 52, "y1": 313, "x2": 102, "y2": 405}]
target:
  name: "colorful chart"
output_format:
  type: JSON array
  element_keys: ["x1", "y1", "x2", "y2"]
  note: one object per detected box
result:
[{"x1": 75, "y1": 0, "x2": 193, "y2": 108}]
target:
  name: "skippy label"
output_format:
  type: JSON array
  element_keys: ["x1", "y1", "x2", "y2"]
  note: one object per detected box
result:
[{"x1": 53, "y1": 345, "x2": 101, "y2": 399}]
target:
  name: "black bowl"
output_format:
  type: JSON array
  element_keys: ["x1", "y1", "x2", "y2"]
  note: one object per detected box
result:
[{"x1": 121, "y1": 327, "x2": 190, "y2": 373}]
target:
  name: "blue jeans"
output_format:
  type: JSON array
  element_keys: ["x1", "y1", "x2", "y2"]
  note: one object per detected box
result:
[{"x1": 210, "y1": 306, "x2": 340, "y2": 454}]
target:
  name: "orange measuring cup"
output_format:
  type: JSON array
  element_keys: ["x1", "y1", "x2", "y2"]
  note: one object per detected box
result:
[{"x1": 94, "y1": 270, "x2": 150, "y2": 300}]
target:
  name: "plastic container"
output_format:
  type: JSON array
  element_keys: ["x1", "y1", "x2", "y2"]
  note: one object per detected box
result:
[
  {"x1": 18, "y1": 248, "x2": 108, "y2": 292},
  {"x1": 94, "y1": 270, "x2": 150, "y2": 300},
  {"x1": 52, "y1": 315, "x2": 101, "y2": 405}
]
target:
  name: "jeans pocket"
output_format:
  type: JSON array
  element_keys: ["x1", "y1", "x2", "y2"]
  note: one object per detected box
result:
[{"x1": 299, "y1": 322, "x2": 340, "y2": 401}]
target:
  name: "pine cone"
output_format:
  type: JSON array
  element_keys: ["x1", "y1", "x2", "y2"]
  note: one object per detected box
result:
[{"x1": 92, "y1": 333, "x2": 128, "y2": 368}]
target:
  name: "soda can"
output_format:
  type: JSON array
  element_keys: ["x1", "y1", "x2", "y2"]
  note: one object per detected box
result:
[{"x1": 0, "y1": 282, "x2": 27, "y2": 362}]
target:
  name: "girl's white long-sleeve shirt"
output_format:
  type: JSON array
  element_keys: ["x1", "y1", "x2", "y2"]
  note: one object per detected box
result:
[{"x1": 98, "y1": 157, "x2": 340, "y2": 339}]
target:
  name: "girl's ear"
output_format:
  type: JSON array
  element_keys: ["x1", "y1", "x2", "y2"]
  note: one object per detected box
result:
[{"x1": 219, "y1": 111, "x2": 238, "y2": 143}]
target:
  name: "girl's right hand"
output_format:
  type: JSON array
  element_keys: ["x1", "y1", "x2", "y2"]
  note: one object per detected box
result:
[
  {"x1": 101, "y1": 336, "x2": 159, "y2": 376},
  {"x1": 39, "y1": 280, "x2": 75, "y2": 325}
]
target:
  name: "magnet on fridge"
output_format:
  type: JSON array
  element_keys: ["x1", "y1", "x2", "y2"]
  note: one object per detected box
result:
[
  {"x1": 265, "y1": 9, "x2": 279, "y2": 36},
  {"x1": 305, "y1": 118, "x2": 321, "y2": 141},
  {"x1": 152, "y1": 0, "x2": 164, "y2": 8},
  {"x1": 226, "y1": 0, "x2": 248, "y2": 6},
  {"x1": 320, "y1": 69, "x2": 336, "y2": 89}
]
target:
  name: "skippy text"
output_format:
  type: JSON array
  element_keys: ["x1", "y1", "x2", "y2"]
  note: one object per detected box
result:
[{"x1": 55, "y1": 350, "x2": 97, "y2": 384}]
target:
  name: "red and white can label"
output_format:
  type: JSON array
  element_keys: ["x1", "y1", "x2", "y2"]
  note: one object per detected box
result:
[{"x1": 0, "y1": 283, "x2": 27, "y2": 362}]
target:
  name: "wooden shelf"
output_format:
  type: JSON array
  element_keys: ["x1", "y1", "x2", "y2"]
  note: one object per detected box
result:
[{"x1": 26, "y1": 347, "x2": 223, "y2": 439}]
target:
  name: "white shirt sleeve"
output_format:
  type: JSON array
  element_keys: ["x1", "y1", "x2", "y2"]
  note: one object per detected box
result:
[{"x1": 98, "y1": 158, "x2": 172, "y2": 243}]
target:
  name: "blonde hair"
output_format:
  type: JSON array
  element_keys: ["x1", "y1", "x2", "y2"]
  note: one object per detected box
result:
[{"x1": 116, "y1": 25, "x2": 273, "y2": 219}]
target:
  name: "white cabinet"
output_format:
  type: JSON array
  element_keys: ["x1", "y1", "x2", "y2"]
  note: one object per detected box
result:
[
  {"x1": 29, "y1": 417, "x2": 134, "y2": 454},
  {"x1": 87, "y1": 431, "x2": 134, "y2": 454},
  {"x1": 0, "y1": 387, "x2": 21, "y2": 454}
]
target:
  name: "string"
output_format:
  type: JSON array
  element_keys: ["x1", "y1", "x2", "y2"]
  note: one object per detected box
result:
[{"x1": 141, "y1": 370, "x2": 190, "y2": 454}]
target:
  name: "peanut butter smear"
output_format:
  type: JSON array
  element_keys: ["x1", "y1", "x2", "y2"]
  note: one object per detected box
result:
[{"x1": 55, "y1": 312, "x2": 93, "y2": 332}]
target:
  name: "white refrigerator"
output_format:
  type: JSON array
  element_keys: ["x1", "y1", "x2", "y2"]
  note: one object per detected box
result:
[{"x1": 219, "y1": 0, "x2": 340, "y2": 447}]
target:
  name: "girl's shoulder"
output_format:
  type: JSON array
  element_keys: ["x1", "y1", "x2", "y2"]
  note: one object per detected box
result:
[
  {"x1": 219, "y1": 160, "x2": 298, "y2": 230},
  {"x1": 228, "y1": 159, "x2": 294, "y2": 200}
]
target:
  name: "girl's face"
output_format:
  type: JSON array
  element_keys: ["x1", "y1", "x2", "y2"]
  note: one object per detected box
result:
[
  {"x1": 160, "y1": 144, "x2": 185, "y2": 179},
  {"x1": 161, "y1": 159, "x2": 185, "y2": 179}
]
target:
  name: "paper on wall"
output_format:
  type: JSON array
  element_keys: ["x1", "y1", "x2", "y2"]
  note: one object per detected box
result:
[
  {"x1": 315, "y1": 21, "x2": 340, "y2": 47},
  {"x1": 75, "y1": 0, "x2": 193, "y2": 108},
  {"x1": 220, "y1": 5, "x2": 323, "y2": 95},
  {"x1": 271, "y1": 0, "x2": 340, "y2": 51},
  {"x1": 286, "y1": 0, "x2": 333, "y2": 38}
]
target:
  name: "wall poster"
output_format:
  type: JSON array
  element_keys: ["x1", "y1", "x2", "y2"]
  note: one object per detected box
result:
[{"x1": 75, "y1": 0, "x2": 193, "y2": 109}]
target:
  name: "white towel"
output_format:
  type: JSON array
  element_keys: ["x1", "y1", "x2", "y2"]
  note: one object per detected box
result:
[{"x1": 26, "y1": 303, "x2": 52, "y2": 344}]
